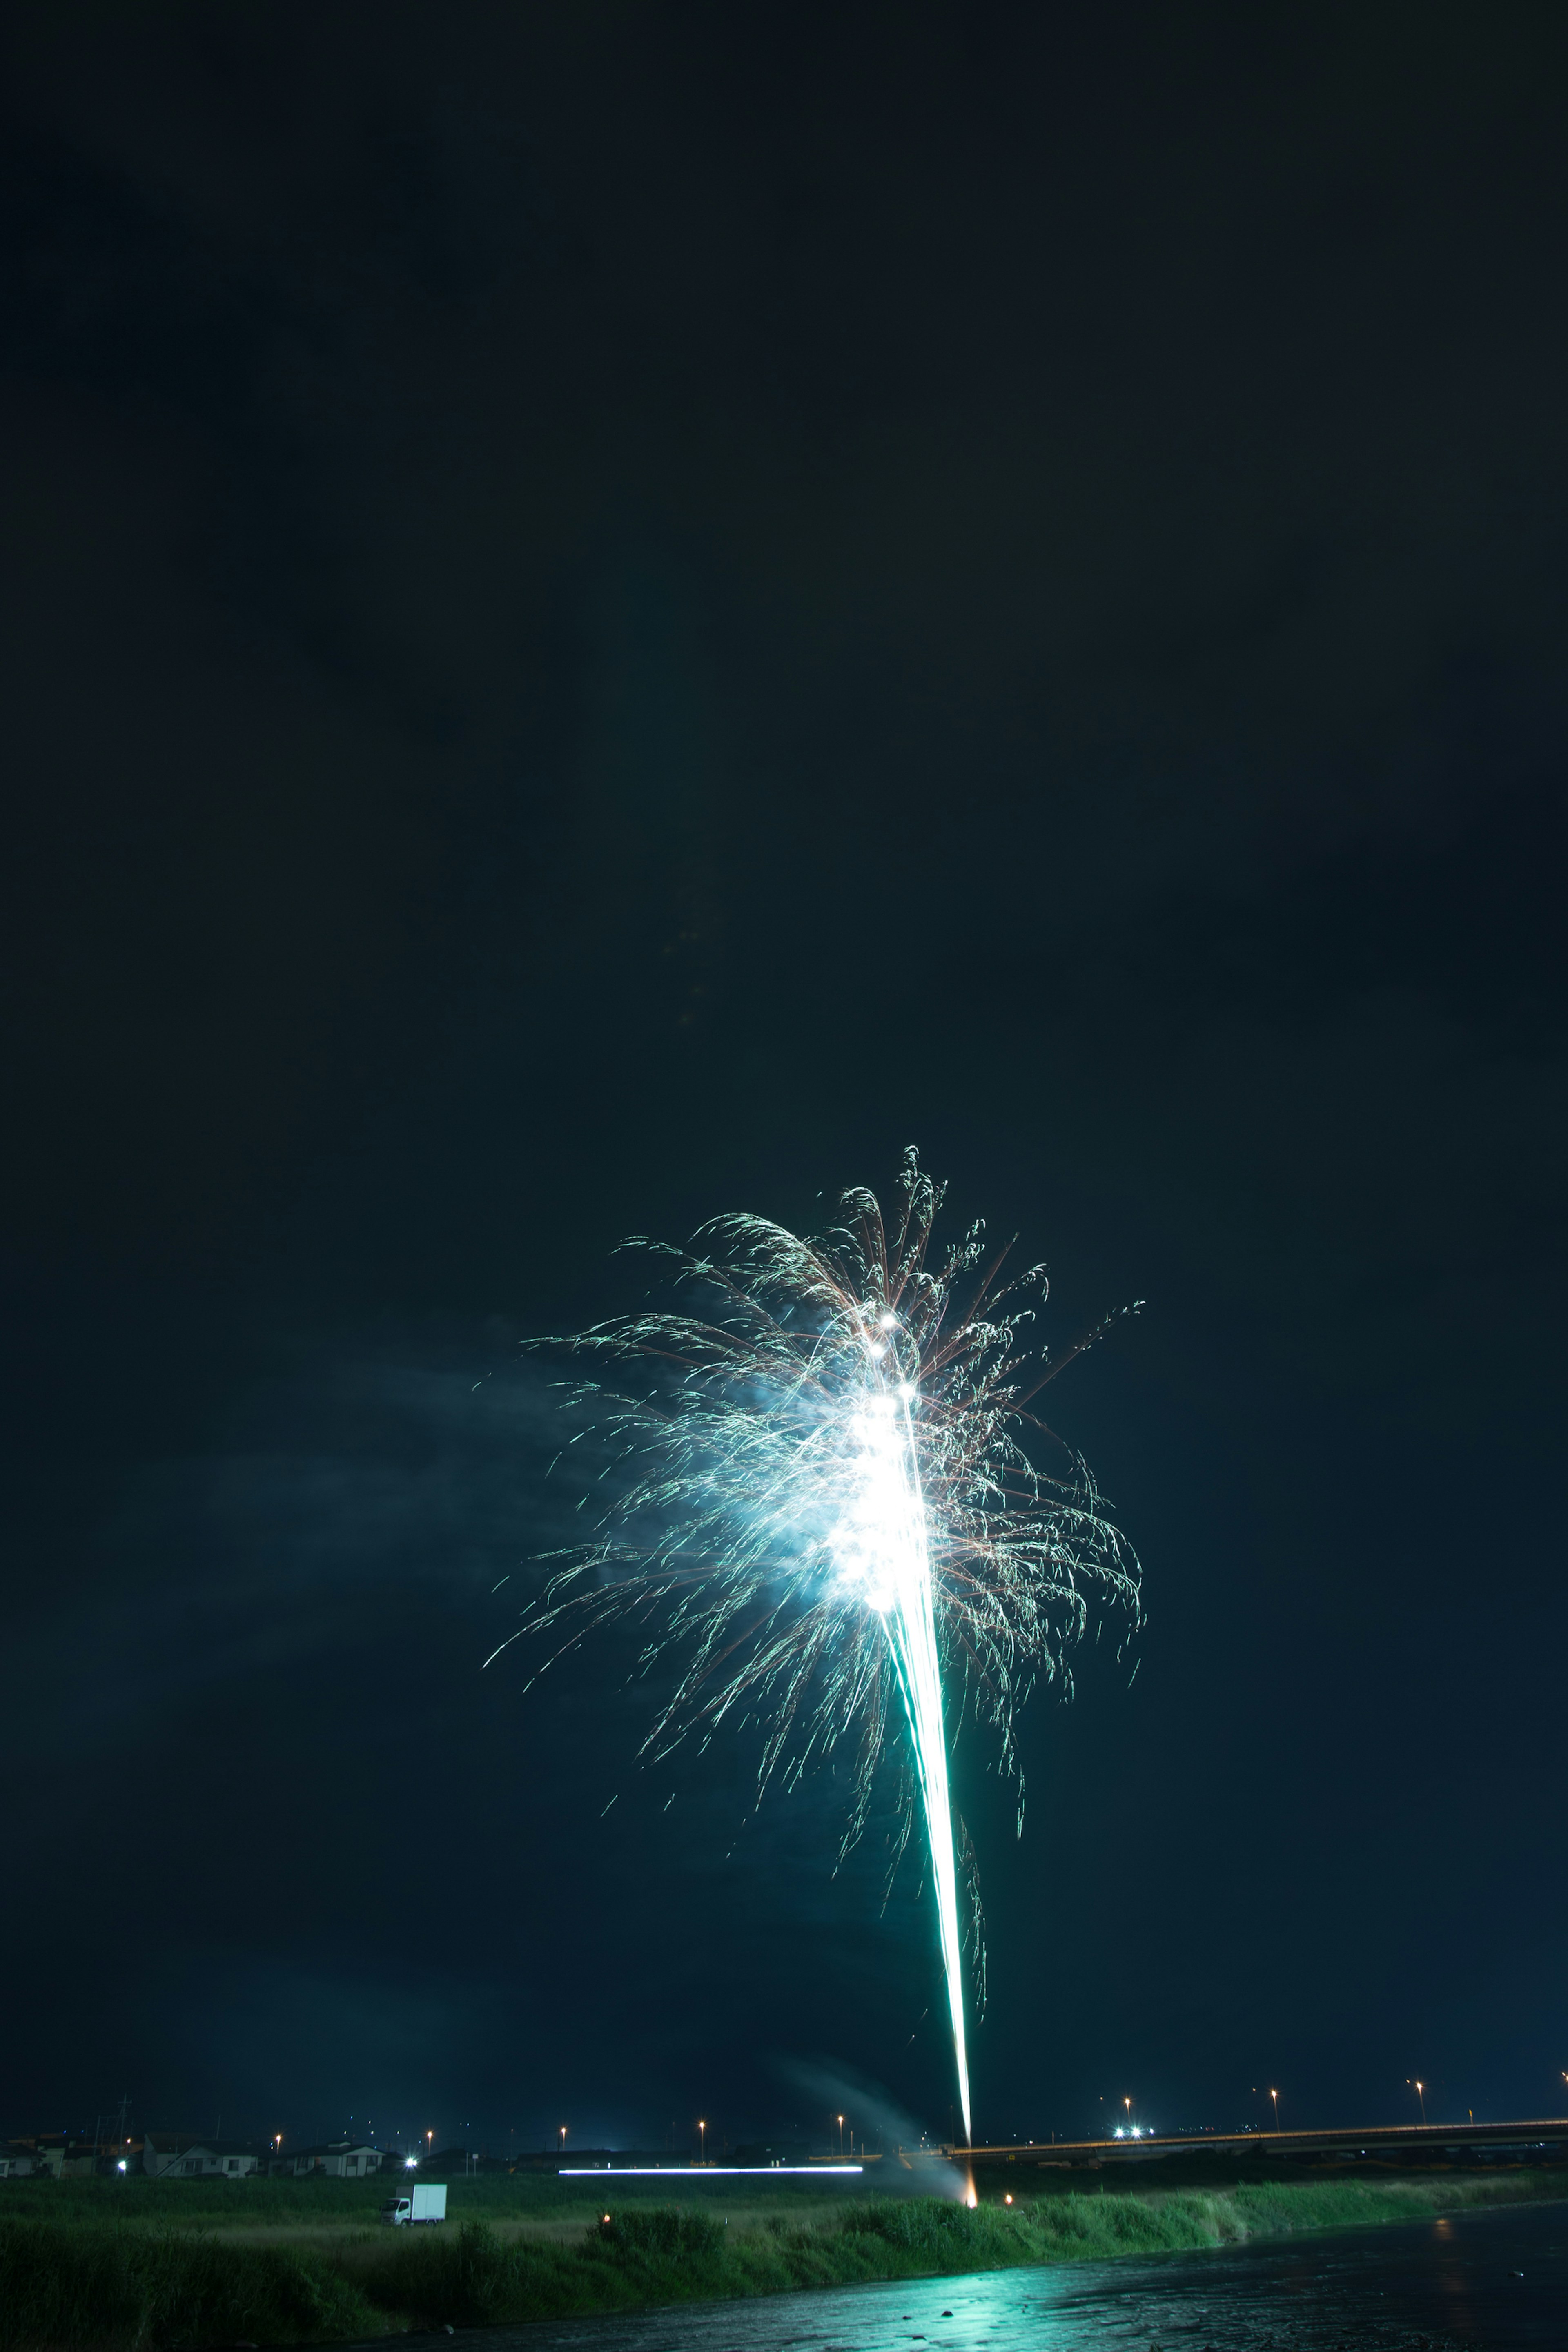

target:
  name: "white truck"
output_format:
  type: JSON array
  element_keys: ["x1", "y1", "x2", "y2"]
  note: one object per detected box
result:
[{"x1": 379, "y1": 2183, "x2": 447, "y2": 2225}]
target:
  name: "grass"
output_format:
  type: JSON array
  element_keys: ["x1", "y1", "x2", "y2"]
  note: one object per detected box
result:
[
  {"x1": 0, "y1": 2168, "x2": 864, "y2": 2233},
  {"x1": 1, "y1": 2166, "x2": 1562, "y2": 2348},
  {"x1": 0, "y1": 2221, "x2": 381, "y2": 2350}
]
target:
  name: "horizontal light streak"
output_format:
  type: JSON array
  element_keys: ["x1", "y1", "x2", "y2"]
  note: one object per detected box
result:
[{"x1": 559, "y1": 2164, "x2": 863, "y2": 2177}]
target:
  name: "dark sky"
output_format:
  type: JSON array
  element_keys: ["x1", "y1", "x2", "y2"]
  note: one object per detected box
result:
[{"x1": 3, "y1": 5, "x2": 1565, "y2": 2156}]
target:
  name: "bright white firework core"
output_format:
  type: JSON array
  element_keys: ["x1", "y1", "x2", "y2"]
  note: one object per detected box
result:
[{"x1": 835, "y1": 1379, "x2": 971, "y2": 2144}]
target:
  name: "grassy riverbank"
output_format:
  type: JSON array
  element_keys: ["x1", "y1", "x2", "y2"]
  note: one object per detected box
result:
[{"x1": 1, "y1": 2168, "x2": 1561, "y2": 2348}]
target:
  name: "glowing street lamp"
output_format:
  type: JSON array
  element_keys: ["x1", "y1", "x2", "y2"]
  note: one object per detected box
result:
[
  {"x1": 837, "y1": 2113, "x2": 845, "y2": 2158},
  {"x1": 698, "y1": 2119, "x2": 706, "y2": 2163},
  {"x1": 560, "y1": 2125, "x2": 568, "y2": 2157},
  {"x1": 1270, "y1": 2089, "x2": 1279, "y2": 2132},
  {"x1": 1414, "y1": 2081, "x2": 1427, "y2": 2126}
]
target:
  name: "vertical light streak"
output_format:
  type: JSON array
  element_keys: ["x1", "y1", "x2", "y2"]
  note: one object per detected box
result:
[
  {"x1": 840, "y1": 1382, "x2": 969, "y2": 2140},
  {"x1": 882, "y1": 1397, "x2": 971, "y2": 2145}
]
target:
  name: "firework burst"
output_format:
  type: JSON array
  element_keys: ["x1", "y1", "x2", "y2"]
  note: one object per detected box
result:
[{"x1": 496, "y1": 1149, "x2": 1140, "y2": 2143}]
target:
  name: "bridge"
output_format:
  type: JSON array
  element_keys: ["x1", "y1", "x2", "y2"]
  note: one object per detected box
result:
[{"x1": 946, "y1": 2117, "x2": 1568, "y2": 2169}]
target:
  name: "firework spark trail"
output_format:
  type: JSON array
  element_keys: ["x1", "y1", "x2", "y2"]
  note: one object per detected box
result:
[{"x1": 497, "y1": 1151, "x2": 1140, "y2": 2144}]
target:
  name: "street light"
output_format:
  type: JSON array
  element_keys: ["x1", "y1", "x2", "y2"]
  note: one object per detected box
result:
[
  {"x1": 837, "y1": 2113, "x2": 845, "y2": 2158},
  {"x1": 1414, "y1": 2081, "x2": 1427, "y2": 2126},
  {"x1": 560, "y1": 2126, "x2": 568, "y2": 2158},
  {"x1": 698, "y1": 2119, "x2": 706, "y2": 2164},
  {"x1": 1270, "y1": 2090, "x2": 1279, "y2": 2131}
]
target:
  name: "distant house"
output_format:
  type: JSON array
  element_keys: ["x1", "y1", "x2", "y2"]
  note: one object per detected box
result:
[
  {"x1": 268, "y1": 2142, "x2": 385, "y2": 2179},
  {"x1": 7, "y1": 2137, "x2": 142, "y2": 2178},
  {"x1": 143, "y1": 2135, "x2": 261, "y2": 2179}
]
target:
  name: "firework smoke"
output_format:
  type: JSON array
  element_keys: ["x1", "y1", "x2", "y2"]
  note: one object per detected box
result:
[{"x1": 496, "y1": 1150, "x2": 1140, "y2": 2144}]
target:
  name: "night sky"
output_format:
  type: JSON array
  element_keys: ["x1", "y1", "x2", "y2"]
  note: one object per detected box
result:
[{"x1": 4, "y1": 8, "x2": 1565, "y2": 2158}]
